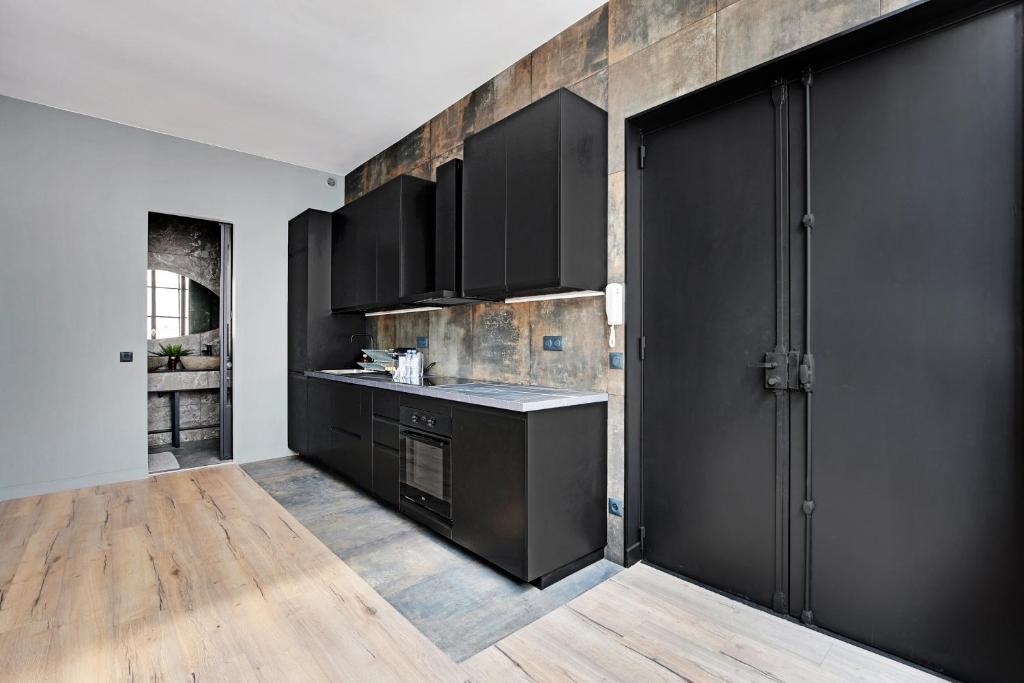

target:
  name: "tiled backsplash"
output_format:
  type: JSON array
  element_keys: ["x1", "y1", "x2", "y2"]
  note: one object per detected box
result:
[{"x1": 367, "y1": 295, "x2": 609, "y2": 391}]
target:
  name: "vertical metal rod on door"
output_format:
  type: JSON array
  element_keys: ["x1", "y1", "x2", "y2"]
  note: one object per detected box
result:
[
  {"x1": 770, "y1": 80, "x2": 791, "y2": 615},
  {"x1": 800, "y1": 68, "x2": 816, "y2": 626}
]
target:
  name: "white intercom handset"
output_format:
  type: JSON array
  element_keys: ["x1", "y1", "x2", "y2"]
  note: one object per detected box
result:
[{"x1": 605, "y1": 283, "x2": 624, "y2": 347}]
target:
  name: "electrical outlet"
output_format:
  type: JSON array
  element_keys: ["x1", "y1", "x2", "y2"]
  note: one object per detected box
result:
[
  {"x1": 608, "y1": 497, "x2": 624, "y2": 517},
  {"x1": 609, "y1": 352, "x2": 624, "y2": 369},
  {"x1": 120, "y1": 351, "x2": 133, "y2": 363},
  {"x1": 416, "y1": 336, "x2": 428, "y2": 349},
  {"x1": 542, "y1": 335, "x2": 563, "y2": 351}
]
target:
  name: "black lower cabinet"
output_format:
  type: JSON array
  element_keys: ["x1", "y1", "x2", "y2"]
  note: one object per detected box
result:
[
  {"x1": 452, "y1": 402, "x2": 607, "y2": 584},
  {"x1": 305, "y1": 379, "x2": 371, "y2": 491},
  {"x1": 299, "y1": 380, "x2": 607, "y2": 587},
  {"x1": 452, "y1": 406, "x2": 528, "y2": 577},
  {"x1": 287, "y1": 373, "x2": 308, "y2": 454},
  {"x1": 370, "y1": 444, "x2": 399, "y2": 507}
]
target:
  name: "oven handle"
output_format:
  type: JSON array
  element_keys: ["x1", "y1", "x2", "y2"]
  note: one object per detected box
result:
[{"x1": 399, "y1": 429, "x2": 450, "y2": 450}]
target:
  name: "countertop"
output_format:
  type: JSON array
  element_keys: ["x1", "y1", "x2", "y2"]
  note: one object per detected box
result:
[
  {"x1": 304, "y1": 371, "x2": 608, "y2": 413},
  {"x1": 148, "y1": 369, "x2": 220, "y2": 392}
]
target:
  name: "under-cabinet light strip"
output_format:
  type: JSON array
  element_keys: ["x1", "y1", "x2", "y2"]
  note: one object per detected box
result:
[
  {"x1": 364, "y1": 306, "x2": 443, "y2": 317},
  {"x1": 503, "y1": 290, "x2": 605, "y2": 304}
]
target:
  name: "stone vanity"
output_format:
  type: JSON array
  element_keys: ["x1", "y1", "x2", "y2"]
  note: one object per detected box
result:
[{"x1": 147, "y1": 370, "x2": 221, "y2": 447}]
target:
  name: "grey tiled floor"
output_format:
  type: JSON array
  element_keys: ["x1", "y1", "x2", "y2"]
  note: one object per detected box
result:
[
  {"x1": 148, "y1": 438, "x2": 224, "y2": 472},
  {"x1": 243, "y1": 455, "x2": 621, "y2": 662}
]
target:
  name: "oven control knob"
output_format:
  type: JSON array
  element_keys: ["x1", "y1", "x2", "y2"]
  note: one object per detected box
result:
[
  {"x1": 411, "y1": 415, "x2": 419, "y2": 423},
  {"x1": 427, "y1": 418, "x2": 436, "y2": 427}
]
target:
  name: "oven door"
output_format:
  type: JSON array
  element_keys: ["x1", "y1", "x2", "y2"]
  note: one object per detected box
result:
[{"x1": 399, "y1": 428, "x2": 452, "y2": 521}]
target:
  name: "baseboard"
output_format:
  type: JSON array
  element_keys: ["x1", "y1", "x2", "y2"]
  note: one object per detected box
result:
[{"x1": 0, "y1": 466, "x2": 148, "y2": 502}]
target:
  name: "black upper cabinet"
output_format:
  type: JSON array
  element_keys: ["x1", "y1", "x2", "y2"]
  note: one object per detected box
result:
[
  {"x1": 331, "y1": 198, "x2": 376, "y2": 311},
  {"x1": 506, "y1": 93, "x2": 561, "y2": 293},
  {"x1": 288, "y1": 209, "x2": 364, "y2": 373},
  {"x1": 331, "y1": 175, "x2": 435, "y2": 311},
  {"x1": 462, "y1": 123, "x2": 507, "y2": 299},
  {"x1": 463, "y1": 88, "x2": 607, "y2": 299}
]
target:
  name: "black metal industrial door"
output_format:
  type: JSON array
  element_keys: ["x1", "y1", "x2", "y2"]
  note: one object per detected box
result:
[
  {"x1": 807, "y1": 7, "x2": 1022, "y2": 680},
  {"x1": 638, "y1": 3, "x2": 1022, "y2": 680},
  {"x1": 641, "y1": 89, "x2": 786, "y2": 608}
]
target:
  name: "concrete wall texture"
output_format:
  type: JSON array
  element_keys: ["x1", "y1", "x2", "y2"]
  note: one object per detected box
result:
[
  {"x1": 0, "y1": 95, "x2": 341, "y2": 500},
  {"x1": 353, "y1": 0, "x2": 916, "y2": 563}
]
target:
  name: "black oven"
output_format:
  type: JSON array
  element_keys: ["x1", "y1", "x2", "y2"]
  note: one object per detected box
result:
[{"x1": 399, "y1": 406, "x2": 452, "y2": 523}]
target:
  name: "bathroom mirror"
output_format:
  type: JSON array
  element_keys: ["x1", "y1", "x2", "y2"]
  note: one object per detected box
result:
[{"x1": 146, "y1": 268, "x2": 220, "y2": 339}]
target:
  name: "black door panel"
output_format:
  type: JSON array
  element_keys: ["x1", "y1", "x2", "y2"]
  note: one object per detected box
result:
[
  {"x1": 641, "y1": 89, "x2": 780, "y2": 608},
  {"x1": 637, "y1": 4, "x2": 1023, "y2": 681},
  {"x1": 808, "y1": 9, "x2": 1021, "y2": 679}
]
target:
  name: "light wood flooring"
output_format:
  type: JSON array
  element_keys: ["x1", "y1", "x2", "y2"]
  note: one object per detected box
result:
[{"x1": 0, "y1": 465, "x2": 940, "y2": 682}]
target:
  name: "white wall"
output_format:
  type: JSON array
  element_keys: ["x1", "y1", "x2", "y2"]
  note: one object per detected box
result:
[{"x1": 0, "y1": 95, "x2": 343, "y2": 500}]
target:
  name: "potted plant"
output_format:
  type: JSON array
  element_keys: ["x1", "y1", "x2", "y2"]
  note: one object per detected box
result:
[{"x1": 153, "y1": 343, "x2": 193, "y2": 371}]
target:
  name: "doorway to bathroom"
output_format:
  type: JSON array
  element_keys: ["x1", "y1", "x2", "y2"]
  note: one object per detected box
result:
[{"x1": 146, "y1": 212, "x2": 233, "y2": 473}]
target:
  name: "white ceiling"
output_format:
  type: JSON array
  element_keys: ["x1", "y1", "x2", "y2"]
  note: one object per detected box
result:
[{"x1": 0, "y1": 0, "x2": 604, "y2": 174}]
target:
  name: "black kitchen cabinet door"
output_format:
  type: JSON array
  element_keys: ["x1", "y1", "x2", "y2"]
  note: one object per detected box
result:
[
  {"x1": 287, "y1": 373, "x2": 307, "y2": 453},
  {"x1": 462, "y1": 122, "x2": 507, "y2": 299},
  {"x1": 374, "y1": 182, "x2": 400, "y2": 305},
  {"x1": 306, "y1": 379, "x2": 335, "y2": 462},
  {"x1": 309, "y1": 380, "x2": 372, "y2": 490},
  {"x1": 452, "y1": 405, "x2": 527, "y2": 578},
  {"x1": 371, "y1": 444, "x2": 399, "y2": 507},
  {"x1": 462, "y1": 88, "x2": 606, "y2": 299},
  {"x1": 505, "y1": 94, "x2": 560, "y2": 293},
  {"x1": 332, "y1": 176, "x2": 435, "y2": 310},
  {"x1": 331, "y1": 199, "x2": 376, "y2": 310},
  {"x1": 287, "y1": 249, "x2": 308, "y2": 372}
]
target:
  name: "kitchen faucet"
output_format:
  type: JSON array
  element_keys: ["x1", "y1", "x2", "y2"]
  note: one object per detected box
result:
[{"x1": 349, "y1": 332, "x2": 376, "y2": 348}]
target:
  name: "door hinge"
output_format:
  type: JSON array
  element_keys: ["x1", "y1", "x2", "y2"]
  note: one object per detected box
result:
[
  {"x1": 639, "y1": 336, "x2": 646, "y2": 361},
  {"x1": 639, "y1": 144, "x2": 646, "y2": 169}
]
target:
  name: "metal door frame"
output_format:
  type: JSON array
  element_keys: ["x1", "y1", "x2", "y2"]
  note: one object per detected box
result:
[{"x1": 219, "y1": 221, "x2": 233, "y2": 461}]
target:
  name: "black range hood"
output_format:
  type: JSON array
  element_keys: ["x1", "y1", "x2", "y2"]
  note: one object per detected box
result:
[{"x1": 400, "y1": 159, "x2": 496, "y2": 307}]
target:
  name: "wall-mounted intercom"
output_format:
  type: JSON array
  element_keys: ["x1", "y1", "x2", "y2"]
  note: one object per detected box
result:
[{"x1": 605, "y1": 283, "x2": 624, "y2": 347}]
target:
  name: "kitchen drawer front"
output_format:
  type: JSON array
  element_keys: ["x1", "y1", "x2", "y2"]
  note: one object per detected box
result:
[
  {"x1": 371, "y1": 444, "x2": 399, "y2": 508},
  {"x1": 400, "y1": 394, "x2": 451, "y2": 416},
  {"x1": 373, "y1": 390, "x2": 399, "y2": 420},
  {"x1": 372, "y1": 417, "x2": 399, "y2": 450}
]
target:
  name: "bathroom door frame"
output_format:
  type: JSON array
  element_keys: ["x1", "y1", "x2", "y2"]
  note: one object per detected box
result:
[{"x1": 219, "y1": 222, "x2": 234, "y2": 461}]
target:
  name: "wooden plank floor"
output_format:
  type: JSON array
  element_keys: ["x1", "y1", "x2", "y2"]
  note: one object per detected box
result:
[
  {"x1": 0, "y1": 464, "x2": 464, "y2": 682},
  {"x1": 0, "y1": 464, "x2": 940, "y2": 682},
  {"x1": 463, "y1": 564, "x2": 941, "y2": 682}
]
